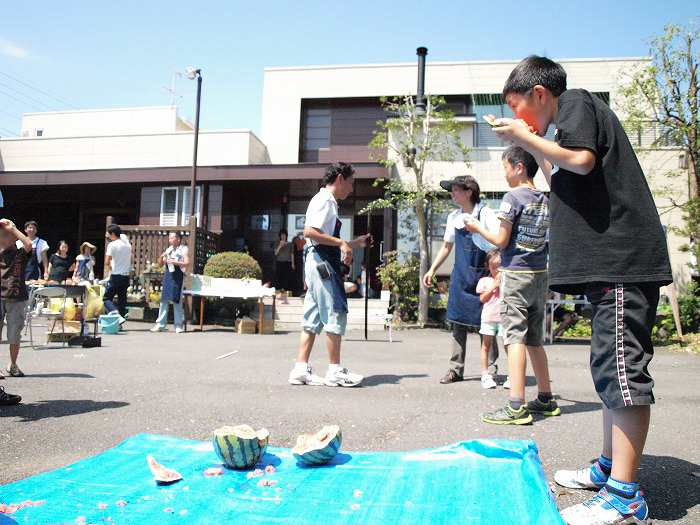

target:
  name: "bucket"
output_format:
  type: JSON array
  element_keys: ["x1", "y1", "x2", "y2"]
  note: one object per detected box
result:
[{"x1": 99, "y1": 314, "x2": 121, "y2": 335}]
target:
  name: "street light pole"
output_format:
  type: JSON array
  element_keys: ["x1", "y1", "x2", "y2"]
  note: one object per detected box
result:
[{"x1": 186, "y1": 67, "x2": 202, "y2": 223}]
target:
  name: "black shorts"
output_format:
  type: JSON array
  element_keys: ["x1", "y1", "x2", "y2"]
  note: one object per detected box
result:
[{"x1": 585, "y1": 282, "x2": 659, "y2": 410}]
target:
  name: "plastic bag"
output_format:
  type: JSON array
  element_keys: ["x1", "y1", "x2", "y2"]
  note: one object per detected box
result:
[
  {"x1": 85, "y1": 285, "x2": 105, "y2": 319},
  {"x1": 49, "y1": 298, "x2": 64, "y2": 314},
  {"x1": 63, "y1": 298, "x2": 76, "y2": 321}
]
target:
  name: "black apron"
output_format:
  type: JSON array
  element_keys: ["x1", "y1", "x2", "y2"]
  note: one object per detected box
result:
[
  {"x1": 446, "y1": 205, "x2": 488, "y2": 327},
  {"x1": 309, "y1": 219, "x2": 348, "y2": 313},
  {"x1": 161, "y1": 246, "x2": 185, "y2": 303}
]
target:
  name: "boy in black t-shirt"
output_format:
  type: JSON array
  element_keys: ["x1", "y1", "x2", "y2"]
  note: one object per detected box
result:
[{"x1": 491, "y1": 56, "x2": 672, "y2": 525}]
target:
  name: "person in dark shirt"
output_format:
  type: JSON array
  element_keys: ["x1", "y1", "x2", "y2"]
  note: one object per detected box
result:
[
  {"x1": 0, "y1": 218, "x2": 32, "y2": 381},
  {"x1": 47, "y1": 240, "x2": 75, "y2": 283},
  {"x1": 492, "y1": 55, "x2": 672, "y2": 525}
]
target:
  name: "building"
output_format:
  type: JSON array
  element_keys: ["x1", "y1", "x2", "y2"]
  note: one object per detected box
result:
[{"x1": 0, "y1": 57, "x2": 691, "y2": 290}]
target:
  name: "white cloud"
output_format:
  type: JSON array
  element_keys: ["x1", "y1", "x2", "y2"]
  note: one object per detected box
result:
[{"x1": 0, "y1": 37, "x2": 29, "y2": 59}]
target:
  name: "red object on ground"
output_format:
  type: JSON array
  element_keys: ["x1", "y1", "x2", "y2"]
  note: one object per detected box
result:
[
  {"x1": 147, "y1": 455, "x2": 182, "y2": 483},
  {"x1": 265, "y1": 465, "x2": 276, "y2": 473},
  {"x1": 257, "y1": 479, "x2": 278, "y2": 487},
  {"x1": 204, "y1": 468, "x2": 223, "y2": 476},
  {"x1": 116, "y1": 500, "x2": 127, "y2": 507},
  {"x1": 0, "y1": 500, "x2": 46, "y2": 514}
]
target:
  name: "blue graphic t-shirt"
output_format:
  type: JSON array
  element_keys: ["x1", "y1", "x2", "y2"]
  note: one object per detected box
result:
[{"x1": 497, "y1": 187, "x2": 549, "y2": 272}]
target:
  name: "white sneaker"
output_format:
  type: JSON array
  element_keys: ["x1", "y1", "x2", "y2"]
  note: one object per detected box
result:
[
  {"x1": 481, "y1": 374, "x2": 497, "y2": 389},
  {"x1": 559, "y1": 486, "x2": 648, "y2": 525},
  {"x1": 175, "y1": 327, "x2": 184, "y2": 334},
  {"x1": 150, "y1": 326, "x2": 164, "y2": 333},
  {"x1": 325, "y1": 367, "x2": 363, "y2": 387},
  {"x1": 503, "y1": 376, "x2": 511, "y2": 389},
  {"x1": 555, "y1": 464, "x2": 609, "y2": 490},
  {"x1": 118, "y1": 316, "x2": 127, "y2": 325},
  {"x1": 288, "y1": 366, "x2": 325, "y2": 386}
]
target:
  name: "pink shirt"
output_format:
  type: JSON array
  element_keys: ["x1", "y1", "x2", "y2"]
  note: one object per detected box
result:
[{"x1": 476, "y1": 276, "x2": 501, "y2": 323}]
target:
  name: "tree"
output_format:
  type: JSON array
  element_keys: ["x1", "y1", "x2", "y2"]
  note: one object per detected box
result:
[
  {"x1": 362, "y1": 94, "x2": 470, "y2": 325},
  {"x1": 618, "y1": 21, "x2": 699, "y2": 266}
]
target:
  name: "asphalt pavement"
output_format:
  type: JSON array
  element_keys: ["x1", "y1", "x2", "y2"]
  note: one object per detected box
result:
[{"x1": 0, "y1": 324, "x2": 698, "y2": 524}]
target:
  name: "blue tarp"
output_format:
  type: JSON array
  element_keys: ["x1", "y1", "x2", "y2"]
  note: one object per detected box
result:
[{"x1": 0, "y1": 434, "x2": 564, "y2": 524}]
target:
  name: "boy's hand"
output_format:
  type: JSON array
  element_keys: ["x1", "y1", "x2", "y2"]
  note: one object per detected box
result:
[
  {"x1": 422, "y1": 269, "x2": 434, "y2": 288},
  {"x1": 0, "y1": 219, "x2": 15, "y2": 230},
  {"x1": 491, "y1": 118, "x2": 536, "y2": 146}
]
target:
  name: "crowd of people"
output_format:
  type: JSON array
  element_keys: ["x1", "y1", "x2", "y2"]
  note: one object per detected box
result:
[
  {"x1": 0, "y1": 55, "x2": 674, "y2": 525},
  {"x1": 286, "y1": 56, "x2": 672, "y2": 525}
]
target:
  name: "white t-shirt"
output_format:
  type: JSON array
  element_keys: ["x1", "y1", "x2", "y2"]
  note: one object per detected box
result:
[
  {"x1": 304, "y1": 187, "x2": 339, "y2": 248},
  {"x1": 16, "y1": 237, "x2": 49, "y2": 264},
  {"x1": 106, "y1": 234, "x2": 132, "y2": 276},
  {"x1": 443, "y1": 204, "x2": 500, "y2": 252}
]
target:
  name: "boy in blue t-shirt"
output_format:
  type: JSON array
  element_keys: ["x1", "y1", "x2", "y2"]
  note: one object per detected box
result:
[
  {"x1": 466, "y1": 146, "x2": 559, "y2": 425},
  {"x1": 491, "y1": 56, "x2": 672, "y2": 525}
]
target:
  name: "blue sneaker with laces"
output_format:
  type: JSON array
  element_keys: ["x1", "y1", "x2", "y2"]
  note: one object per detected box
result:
[{"x1": 560, "y1": 486, "x2": 650, "y2": 525}]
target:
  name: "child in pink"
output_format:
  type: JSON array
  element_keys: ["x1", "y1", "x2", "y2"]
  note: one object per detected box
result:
[{"x1": 476, "y1": 249, "x2": 503, "y2": 389}]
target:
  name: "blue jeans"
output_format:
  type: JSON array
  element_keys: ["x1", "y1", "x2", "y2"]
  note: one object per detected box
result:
[
  {"x1": 104, "y1": 274, "x2": 130, "y2": 317},
  {"x1": 155, "y1": 298, "x2": 184, "y2": 330}
]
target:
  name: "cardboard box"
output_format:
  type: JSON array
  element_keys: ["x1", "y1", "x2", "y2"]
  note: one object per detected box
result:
[
  {"x1": 46, "y1": 321, "x2": 82, "y2": 342},
  {"x1": 259, "y1": 319, "x2": 275, "y2": 335},
  {"x1": 235, "y1": 319, "x2": 256, "y2": 334},
  {"x1": 126, "y1": 306, "x2": 145, "y2": 320}
]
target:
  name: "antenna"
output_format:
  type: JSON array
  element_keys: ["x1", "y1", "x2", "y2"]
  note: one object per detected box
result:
[{"x1": 163, "y1": 66, "x2": 182, "y2": 108}]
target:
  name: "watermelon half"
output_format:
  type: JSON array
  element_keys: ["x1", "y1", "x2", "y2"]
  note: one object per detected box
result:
[
  {"x1": 212, "y1": 425, "x2": 269, "y2": 470},
  {"x1": 292, "y1": 425, "x2": 342, "y2": 466}
]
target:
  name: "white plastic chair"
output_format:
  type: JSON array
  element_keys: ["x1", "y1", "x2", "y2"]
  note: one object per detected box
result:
[{"x1": 28, "y1": 287, "x2": 67, "y2": 349}]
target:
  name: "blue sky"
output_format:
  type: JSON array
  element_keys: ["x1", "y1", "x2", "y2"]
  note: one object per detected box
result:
[{"x1": 0, "y1": 1, "x2": 698, "y2": 137}]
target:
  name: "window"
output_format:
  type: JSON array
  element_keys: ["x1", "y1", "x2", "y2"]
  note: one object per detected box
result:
[
  {"x1": 160, "y1": 188, "x2": 179, "y2": 227},
  {"x1": 181, "y1": 186, "x2": 202, "y2": 227},
  {"x1": 34, "y1": 129, "x2": 43, "y2": 137},
  {"x1": 300, "y1": 107, "x2": 331, "y2": 161}
]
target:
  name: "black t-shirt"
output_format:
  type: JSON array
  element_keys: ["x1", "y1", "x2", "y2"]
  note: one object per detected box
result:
[
  {"x1": 48, "y1": 253, "x2": 72, "y2": 282},
  {"x1": 0, "y1": 246, "x2": 31, "y2": 300},
  {"x1": 549, "y1": 89, "x2": 672, "y2": 294}
]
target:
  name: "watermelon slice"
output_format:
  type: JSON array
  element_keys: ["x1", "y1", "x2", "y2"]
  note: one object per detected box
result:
[
  {"x1": 292, "y1": 425, "x2": 342, "y2": 466},
  {"x1": 483, "y1": 114, "x2": 506, "y2": 127},
  {"x1": 147, "y1": 455, "x2": 182, "y2": 484}
]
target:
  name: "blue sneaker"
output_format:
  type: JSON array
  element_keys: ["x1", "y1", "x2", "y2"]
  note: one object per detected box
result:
[
  {"x1": 555, "y1": 462, "x2": 609, "y2": 490},
  {"x1": 560, "y1": 486, "x2": 649, "y2": 525}
]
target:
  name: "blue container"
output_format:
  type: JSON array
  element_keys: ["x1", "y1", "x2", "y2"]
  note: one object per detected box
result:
[{"x1": 99, "y1": 314, "x2": 120, "y2": 335}]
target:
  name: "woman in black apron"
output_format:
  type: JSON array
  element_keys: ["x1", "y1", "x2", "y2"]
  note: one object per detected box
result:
[
  {"x1": 423, "y1": 176, "x2": 501, "y2": 384},
  {"x1": 150, "y1": 232, "x2": 190, "y2": 333}
]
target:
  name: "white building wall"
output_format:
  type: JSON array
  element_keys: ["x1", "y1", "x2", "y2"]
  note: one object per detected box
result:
[
  {"x1": 20, "y1": 106, "x2": 192, "y2": 138},
  {"x1": 261, "y1": 57, "x2": 646, "y2": 164},
  {"x1": 0, "y1": 130, "x2": 264, "y2": 171}
]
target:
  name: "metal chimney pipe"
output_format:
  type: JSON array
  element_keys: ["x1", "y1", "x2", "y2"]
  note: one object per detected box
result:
[{"x1": 415, "y1": 47, "x2": 428, "y2": 115}]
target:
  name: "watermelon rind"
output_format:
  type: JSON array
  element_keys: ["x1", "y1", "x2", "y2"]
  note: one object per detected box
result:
[
  {"x1": 212, "y1": 424, "x2": 269, "y2": 470},
  {"x1": 292, "y1": 425, "x2": 342, "y2": 466}
]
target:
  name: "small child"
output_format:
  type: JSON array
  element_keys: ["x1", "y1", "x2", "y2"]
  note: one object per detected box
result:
[
  {"x1": 476, "y1": 249, "x2": 502, "y2": 389},
  {"x1": 465, "y1": 146, "x2": 559, "y2": 425},
  {"x1": 0, "y1": 219, "x2": 32, "y2": 380}
]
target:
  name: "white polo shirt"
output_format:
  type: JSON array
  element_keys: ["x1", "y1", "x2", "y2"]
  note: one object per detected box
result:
[{"x1": 305, "y1": 187, "x2": 338, "y2": 248}]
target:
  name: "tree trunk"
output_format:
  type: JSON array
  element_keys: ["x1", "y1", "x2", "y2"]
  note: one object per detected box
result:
[
  {"x1": 415, "y1": 195, "x2": 430, "y2": 326},
  {"x1": 688, "y1": 149, "x2": 699, "y2": 199}
]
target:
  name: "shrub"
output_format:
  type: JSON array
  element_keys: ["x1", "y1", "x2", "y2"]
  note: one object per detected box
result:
[
  {"x1": 655, "y1": 280, "x2": 700, "y2": 339},
  {"x1": 202, "y1": 252, "x2": 263, "y2": 322},
  {"x1": 204, "y1": 252, "x2": 262, "y2": 280}
]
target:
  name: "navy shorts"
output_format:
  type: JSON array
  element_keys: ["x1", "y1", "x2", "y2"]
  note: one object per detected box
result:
[{"x1": 585, "y1": 282, "x2": 659, "y2": 410}]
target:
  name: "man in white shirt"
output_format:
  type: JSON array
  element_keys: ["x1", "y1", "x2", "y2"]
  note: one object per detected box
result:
[
  {"x1": 103, "y1": 224, "x2": 132, "y2": 323},
  {"x1": 288, "y1": 162, "x2": 371, "y2": 387},
  {"x1": 16, "y1": 221, "x2": 49, "y2": 281}
]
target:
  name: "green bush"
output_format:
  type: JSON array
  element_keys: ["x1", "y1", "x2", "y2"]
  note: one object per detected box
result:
[
  {"x1": 378, "y1": 251, "x2": 420, "y2": 322},
  {"x1": 655, "y1": 280, "x2": 700, "y2": 338},
  {"x1": 204, "y1": 252, "x2": 262, "y2": 280},
  {"x1": 202, "y1": 252, "x2": 263, "y2": 322}
]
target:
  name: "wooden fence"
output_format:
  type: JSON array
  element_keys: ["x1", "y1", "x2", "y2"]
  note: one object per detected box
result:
[{"x1": 104, "y1": 217, "x2": 220, "y2": 279}]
